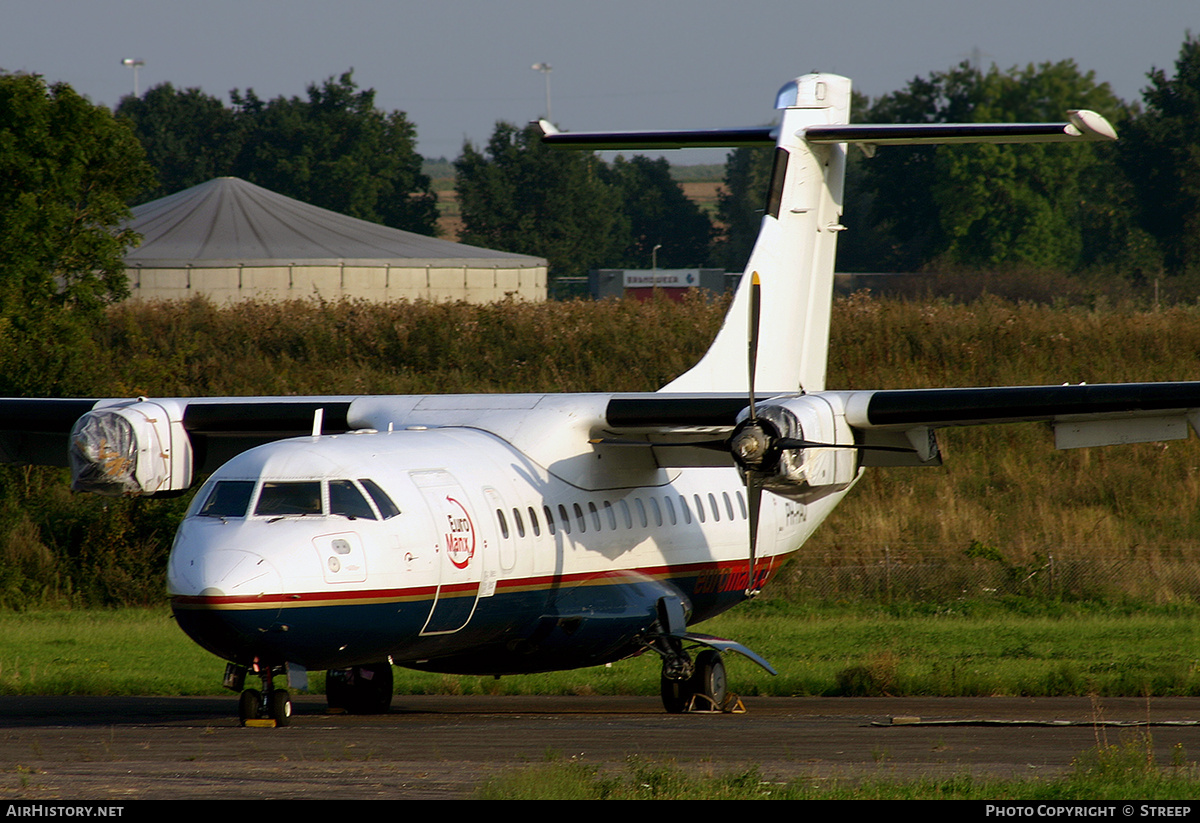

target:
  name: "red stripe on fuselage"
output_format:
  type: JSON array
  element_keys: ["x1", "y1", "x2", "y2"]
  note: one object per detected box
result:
[{"x1": 169, "y1": 554, "x2": 781, "y2": 611}]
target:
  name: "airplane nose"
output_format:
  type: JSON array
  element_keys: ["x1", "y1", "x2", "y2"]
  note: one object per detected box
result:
[{"x1": 169, "y1": 547, "x2": 282, "y2": 598}]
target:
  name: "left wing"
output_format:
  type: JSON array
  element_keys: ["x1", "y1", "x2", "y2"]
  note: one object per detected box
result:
[{"x1": 601, "y1": 382, "x2": 1200, "y2": 478}]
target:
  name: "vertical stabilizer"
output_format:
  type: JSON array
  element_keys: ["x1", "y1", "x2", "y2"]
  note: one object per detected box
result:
[
  {"x1": 663, "y1": 74, "x2": 852, "y2": 395},
  {"x1": 539, "y1": 74, "x2": 1115, "y2": 398}
]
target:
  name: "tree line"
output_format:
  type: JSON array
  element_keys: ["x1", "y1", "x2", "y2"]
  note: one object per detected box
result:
[{"x1": 3, "y1": 34, "x2": 1200, "y2": 313}]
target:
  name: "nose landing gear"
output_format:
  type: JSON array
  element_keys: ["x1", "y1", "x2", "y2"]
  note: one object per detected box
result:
[{"x1": 226, "y1": 661, "x2": 293, "y2": 727}]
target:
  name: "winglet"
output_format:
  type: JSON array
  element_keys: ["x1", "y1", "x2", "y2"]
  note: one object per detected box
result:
[
  {"x1": 537, "y1": 118, "x2": 559, "y2": 136},
  {"x1": 1067, "y1": 109, "x2": 1118, "y2": 141}
]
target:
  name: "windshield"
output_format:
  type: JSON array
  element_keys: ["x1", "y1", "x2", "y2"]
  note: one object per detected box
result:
[
  {"x1": 196, "y1": 480, "x2": 256, "y2": 518},
  {"x1": 254, "y1": 481, "x2": 322, "y2": 517}
]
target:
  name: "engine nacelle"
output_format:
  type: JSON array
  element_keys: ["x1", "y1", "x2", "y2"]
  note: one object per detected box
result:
[
  {"x1": 738, "y1": 394, "x2": 858, "y2": 499},
  {"x1": 68, "y1": 400, "x2": 193, "y2": 496}
]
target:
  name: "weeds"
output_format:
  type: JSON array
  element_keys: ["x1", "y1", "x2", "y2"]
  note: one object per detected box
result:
[{"x1": 5, "y1": 292, "x2": 1200, "y2": 607}]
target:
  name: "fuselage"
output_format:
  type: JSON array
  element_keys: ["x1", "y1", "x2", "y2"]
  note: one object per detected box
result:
[{"x1": 168, "y1": 409, "x2": 853, "y2": 676}]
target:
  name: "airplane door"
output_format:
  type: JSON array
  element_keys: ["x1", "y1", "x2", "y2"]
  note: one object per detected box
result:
[{"x1": 410, "y1": 470, "x2": 484, "y2": 635}]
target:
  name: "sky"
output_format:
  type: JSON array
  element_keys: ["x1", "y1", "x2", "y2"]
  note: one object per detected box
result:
[{"x1": 4, "y1": 0, "x2": 1196, "y2": 164}]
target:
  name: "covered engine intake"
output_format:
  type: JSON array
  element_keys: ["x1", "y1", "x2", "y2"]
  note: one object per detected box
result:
[{"x1": 68, "y1": 401, "x2": 193, "y2": 496}]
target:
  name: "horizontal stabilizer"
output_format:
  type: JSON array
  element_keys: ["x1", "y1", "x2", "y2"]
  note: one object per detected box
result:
[
  {"x1": 807, "y1": 110, "x2": 1116, "y2": 146},
  {"x1": 538, "y1": 124, "x2": 776, "y2": 150}
]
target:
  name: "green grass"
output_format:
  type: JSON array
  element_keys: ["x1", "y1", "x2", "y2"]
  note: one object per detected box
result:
[
  {"x1": 2, "y1": 601, "x2": 1199, "y2": 698},
  {"x1": 475, "y1": 738, "x2": 1200, "y2": 798}
]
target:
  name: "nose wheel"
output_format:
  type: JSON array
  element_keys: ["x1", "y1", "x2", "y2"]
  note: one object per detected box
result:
[{"x1": 230, "y1": 661, "x2": 293, "y2": 727}]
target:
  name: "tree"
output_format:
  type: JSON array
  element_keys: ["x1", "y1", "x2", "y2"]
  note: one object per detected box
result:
[
  {"x1": 711, "y1": 146, "x2": 774, "y2": 272},
  {"x1": 858, "y1": 61, "x2": 1128, "y2": 272},
  {"x1": 116, "y1": 83, "x2": 241, "y2": 201},
  {"x1": 0, "y1": 72, "x2": 153, "y2": 316},
  {"x1": 454, "y1": 122, "x2": 629, "y2": 278},
  {"x1": 601, "y1": 155, "x2": 713, "y2": 269},
  {"x1": 116, "y1": 72, "x2": 439, "y2": 236},
  {"x1": 1118, "y1": 33, "x2": 1200, "y2": 276},
  {"x1": 231, "y1": 72, "x2": 438, "y2": 235}
]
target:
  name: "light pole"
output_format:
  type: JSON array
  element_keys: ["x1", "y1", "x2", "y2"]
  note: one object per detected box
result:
[
  {"x1": 121, "y1": 58, "x2": 145, "y2": 97},
  {"x1": 531, "y1": 62, "x2": 552, "y2": 122}
]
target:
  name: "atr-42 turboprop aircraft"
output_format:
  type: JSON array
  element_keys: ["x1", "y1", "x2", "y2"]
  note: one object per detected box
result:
[{"x1": 3, "y1": 73, "x2": 1196, "y2": 726}]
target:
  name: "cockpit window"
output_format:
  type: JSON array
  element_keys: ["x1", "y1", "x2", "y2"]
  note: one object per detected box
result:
[
  {"x1": 254, "y1": 481, "x2": 322, "y2": 517},
  {"x1": 197, "y1": 480, "x2": 256, "y2": 518},
  {"x1": 330, "y1": 480, "x2": 377, "y2": 520},
  {"x1": 359, "y1": 478, "x2": 401, "y2": 519}
]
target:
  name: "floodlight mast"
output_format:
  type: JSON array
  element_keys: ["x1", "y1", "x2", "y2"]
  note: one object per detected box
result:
[
  {"x1": 121, "y1": 58, "x2": 145, "y2": 97},
  {"x1": 531, "y1": 62, "x2": 552, "y2": 122}
]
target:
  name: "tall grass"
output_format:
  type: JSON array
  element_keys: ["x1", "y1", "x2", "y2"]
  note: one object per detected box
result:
[{"x1": 4, "y1": 292, "x2": 1200, "y2": 607}]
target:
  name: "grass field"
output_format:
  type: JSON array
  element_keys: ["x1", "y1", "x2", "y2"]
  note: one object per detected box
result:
[
  {"x1": 475, "y1": 743, "x2": 1200, "y2": 799},
  {"x1": 2, "y1": 600, "x2": 1197, "y2": 699}
]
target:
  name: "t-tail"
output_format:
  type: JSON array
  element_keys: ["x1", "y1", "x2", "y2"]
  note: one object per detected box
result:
[{"x1": 540, "y1": 72, "x2": 1116, "y2": 396}]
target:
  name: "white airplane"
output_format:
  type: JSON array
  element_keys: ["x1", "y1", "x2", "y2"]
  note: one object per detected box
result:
[{"x1": 2, "y1": 74, "x2": 1192, "y2": 727}]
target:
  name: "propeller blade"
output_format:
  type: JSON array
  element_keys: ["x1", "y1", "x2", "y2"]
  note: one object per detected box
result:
[
  {"x1": 774, "y1": 438, "x2": 917, "y2": 454},
  {"x1": 747, "y1": 272, "x2": 761, "y2": 423},
  {"x1": 745, "y1": 470, "x2": 764, "y2": 597},
  {"x1": 589, "y1": 437, "x2": 731, "y2": 451}
]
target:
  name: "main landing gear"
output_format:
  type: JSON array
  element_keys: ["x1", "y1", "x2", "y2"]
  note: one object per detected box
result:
[
  {"x1": 325, "y1": 662, "x2": 394, "y2": 714},
  {"x1": 226, "y1": 661, "x2": 292, "y2": 727},
  {"x1": 659, "y1": 645, "x2": 732, "y2": 714}
]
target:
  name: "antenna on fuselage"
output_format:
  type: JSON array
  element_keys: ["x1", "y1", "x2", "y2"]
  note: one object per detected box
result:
[{"x1": 311, "y1": 408, "x2": 324, "y2": 437}]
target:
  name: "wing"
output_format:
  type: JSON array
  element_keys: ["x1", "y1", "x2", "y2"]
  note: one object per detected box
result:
[
  {"x1": 0, "y1": 396, "x2": 355, "y2": 496},
  {"x1": 600, "y1": 382, "x2": 1200, "y2": 477}
]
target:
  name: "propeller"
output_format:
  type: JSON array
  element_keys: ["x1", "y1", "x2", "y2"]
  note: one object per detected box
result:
[
  {"x1": 740, "y1": 273, "x2": 766, "y2": 597},
  {"x1": 594, "y1": 272, "x2": 916, "y2": 598},
  {"x1": 730, "y1": 274, "x2": 913, "y2": 596}
]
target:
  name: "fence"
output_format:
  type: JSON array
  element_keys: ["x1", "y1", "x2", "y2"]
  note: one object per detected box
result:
[{"x1": 763, "y1": 547, "x2": 1200, "y2": 605}]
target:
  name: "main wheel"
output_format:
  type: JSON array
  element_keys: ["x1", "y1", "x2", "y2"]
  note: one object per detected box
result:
[
  {"x1": 326, "y1": 663, "x2": 394, "y2": 714},
  {"x1": 689, "y1": 650, "x2": 727, "y2": 710},
  {"x1": 348, "y1": 663, "x2": 393, "y2": 714},
  {"x1": 238, "y1": 688, "x2": 261, "y2": 725},
  {"x1": 270, "y1": 689, "x2": 293, "y2": 727}
]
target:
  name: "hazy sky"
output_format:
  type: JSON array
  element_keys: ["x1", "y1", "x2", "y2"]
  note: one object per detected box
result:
[{"x1": 4, "y1": 1, "x2": 1196, "y2": 163}]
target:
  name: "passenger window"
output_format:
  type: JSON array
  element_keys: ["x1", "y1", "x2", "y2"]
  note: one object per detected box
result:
[
  {"x1": 496, "y1": 508, "x2": 509, "y2": 539},
  {"x1": 543, "y1": 505, "x2": 556, "y2": 535},
  {"x1": 723, "y1": 492, "x2": 735, "y2": 521},
  {"x1": 330, "y1": 480, "x2": 377, "y2": 520},
  {"x1": 709, "y1": 493, "x2": 721, "y2": 522},
  {"x1": 528, "y1": 506, "x2": 541, "y2": 537},
  {"x1": 736, "y1": 491, "x2": 748, "y2": 519},
  {"x1": 512, "y1": 508, "x2": 525, "y2": 538},
  {"x1": 634, "y1": 499, "x2": 648, "y2": 528},
  {"x1": 619, "y1": 500, "x2": 633, "y2": 529},
  {"x1": 603, "y1": 501, "x2": 617, "y2": 530},
  {"x1": 649, "y1": 497, "x2": 663, "y2": 527},
  {"x1": 679, "y1": 495, "x2": 692, "y2": 525},
  {"x1": 558, "y1": 504, "x2": 572, "y2": 534},
  {"x1": 573, "y1": 502, "x2": 587, "y2": 533},
  {"x1": 255, "y1": 481, "x2": 322, "y2": 517},
  {"x1": 664, "y1": 496, "x2": 677, "y2": 526},
  {"x1": 197, "y1": 480, "x2": 256, "y2": 518},
  {"x1": 693, "y1": 494, "x2": 706, "y2": 523},
  {"x1": 588, "y1": 502, "x2": 601, "y2": 531},
  {"x1": 359, "y1": 479, "x2": 401, "y2": 519}
]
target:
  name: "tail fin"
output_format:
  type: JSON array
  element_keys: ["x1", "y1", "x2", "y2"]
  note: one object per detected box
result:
[
  {"x1": 540, "y1": 74, "x2": 1116, "y2": 396},
  {"x1": 665, "y1": 74, "x2": 852, "y2": 395}
]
